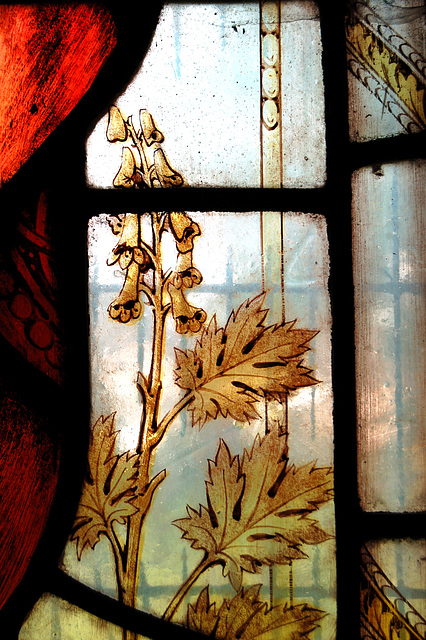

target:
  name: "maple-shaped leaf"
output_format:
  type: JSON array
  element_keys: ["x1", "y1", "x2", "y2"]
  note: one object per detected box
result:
[
  {"x1": 174, "y1": 294, "x2": 318, "y2": 428},
  {"x1": 188, "y1": 585, "x2": 326, "y2": 639},
  {"x1": 174, "y1": 423, "x2": 333, "y2": 591},
  {"x1": 71, "y1": 414, "x2": 141, "y2": 559}
]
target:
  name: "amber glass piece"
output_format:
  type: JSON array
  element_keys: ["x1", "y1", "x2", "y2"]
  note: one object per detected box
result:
[{"x1": 19, "y1": 594, "x2": 126, "y2": 639}]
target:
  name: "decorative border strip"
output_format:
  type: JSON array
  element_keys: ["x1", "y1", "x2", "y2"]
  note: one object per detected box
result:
[
  {"x1": 347, "y1": 43, "x2": 424, "y2": 133},
  {"x1": 360, "y1": 545, "x2": 426, "y2": 640},
  {"x1": 351, "y1": 0, "x2": 426, "y2": 82},
  {"x1": 346, "y1": 6, "x2": 426, "y2": 132},
  {"x1": 260, "y1": 0, "x2": 282, "y2": 189}
]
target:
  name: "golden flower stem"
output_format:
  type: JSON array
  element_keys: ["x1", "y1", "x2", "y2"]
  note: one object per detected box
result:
[
  {"x1": 162, "y1": 554, "x2": 220, "y2": 623},
  {"x1": 120, "y1": 213, "x2": 177, "y2": 640},
  {"x1": 149, "y1": 392, "x2": 194, "y2": 449}
]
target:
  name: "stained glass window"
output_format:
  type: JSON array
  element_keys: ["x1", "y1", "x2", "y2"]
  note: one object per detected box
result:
[{"x1": 0, "y1": 3, "x2": 424, "y2": 640}]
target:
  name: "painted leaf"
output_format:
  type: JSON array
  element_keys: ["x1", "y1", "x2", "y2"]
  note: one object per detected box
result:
[
  {"x1": 188, "y1": 585, "x2": 325, "y2": 639},
  {"x1": 174, "y1": 424, "x2": 333, "y2": 590},
  {"x1": 174, "y1": 294, "x2": 318, "y2": 427},
  {"x1": 71, "y1": 414, "x2": 141, "y2": 559}
]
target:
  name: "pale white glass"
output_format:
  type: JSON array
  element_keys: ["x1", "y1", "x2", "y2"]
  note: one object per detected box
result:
[{"x1": 352, "y1": 160, "x2": 426, "y2": 512}]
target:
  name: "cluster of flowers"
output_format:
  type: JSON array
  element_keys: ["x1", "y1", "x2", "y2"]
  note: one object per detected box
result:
[
  {"x1": 106, "y1": 106, "x2": 206, "y2": 334},
  {"x1": 107, "y1": 105, "x2": 183, "y2": 189},
  {"x1": 107, "y1": 211, "x2": 206, "y2": 334}
]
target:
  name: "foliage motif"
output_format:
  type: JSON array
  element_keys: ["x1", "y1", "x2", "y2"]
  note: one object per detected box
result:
[
  {"x1": 175, "y1": 294, "x2": 318, "y2": 428},
  {"x1": 174, "y1": 423, "x2": 333, "y2": 591},
  {"x1": 188, "y1": 585, "x2": 325, "y2": 640},
  {"x1": 346, "y1": 8, "x2": 426, "y2": 132},
  {"x1": 71, "y1": 414, "x2": 141, "y2": 559},
  {"x1": 360, "y1": 545, "x2": 426, "y2": 640}
]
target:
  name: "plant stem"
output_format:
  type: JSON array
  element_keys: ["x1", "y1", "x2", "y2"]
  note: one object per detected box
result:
[
  {"x1": 117, "y1": 213, "x2": 197, "y2": 639},
  {"x1": 120, "y1": 213, "x2": 172, "y2": 639},
  {"x1": 163, "y1": 554, "x2": 220, "y2": 622},
  {"x1": 109, "y1": 526, "x2": 125, "y2": 604},
  {"x1": 149, "y1": 392, "x2": 194, "y2": 448},
  {"x1": 127, "y1": 118, "x2": 150, "y2": 182}
]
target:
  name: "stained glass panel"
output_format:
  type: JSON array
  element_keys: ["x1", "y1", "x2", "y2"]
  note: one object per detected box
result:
[
  {"x1": 47, "y1": 208, "x2": 337, "y2": 638},
  {"x1": 5, "y1": 3, "x2": 423, "y2": 638},
  {"x1": 86, "y1": 2, "x2": 326, "y2": 189}
]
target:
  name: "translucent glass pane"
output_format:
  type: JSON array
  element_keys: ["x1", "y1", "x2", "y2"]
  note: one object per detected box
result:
[
  {"x1": 346, "y1": 0, "x2": 426, "y2": 142},
  {"x1": 352, "y1": 160, "x2": 426, "y2": 512},
  {"x1": 87, "y1": 2, "x2": 326, "y2": 189},
  {"x1": 56, "y1": 210, "x2": 335, "y2": 638},
  {"x1": 360, "y1": 541, "x2": 426, "y2": 639}
]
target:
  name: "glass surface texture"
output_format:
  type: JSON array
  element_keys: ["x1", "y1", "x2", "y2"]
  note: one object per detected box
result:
[
  {"x1": 346, "y1": 0, "x2": 426, "y2": 141},
  {"x1": 86, "y1": 2, "x2": 326, "y2": 189},
  {"x1": 19, "y1": 594, "x2": 124, "y2": 640},
  {"x1": 352, "y1": 160, "x2": 426, "y2": 512}
]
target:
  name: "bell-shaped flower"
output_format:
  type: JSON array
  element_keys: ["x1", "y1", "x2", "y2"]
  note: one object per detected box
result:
[
  {"x1": 107, "y1": 214, "x2": 152, "y2": 272},
  {"x1": 108, "y1": 261, "x2": 143, "y2": 323},
  {"x1": 168, "y1": 279, "x2": 207, "y2": 335},
  {"x1": 168, "y1": 212, "x2": 201, "y2": 254},
  {"x1": 107, "y1": 214, "x2": 152, "y2": 322},
  {"x1": 106, "y1": 106, "x2": 127, "y2": 142},
  {"x1": 139, "y1": 109, "x2": 164, "y2": 146},
  {"x1": 109, "y1": 245, "x2": 152, "y2": 271},
  {"x1": 109, "y1": 213, "x2": 138, "y2": 247},
  {"x1": 153, "y1": 148, "x2": 183, "y2": 188},
  {"x1": 107, "y1": 213, "x2": 126, "y2": 236},
  {"x1": 113, "y1": 147, "x2": 143, "y2": 188},
  {"x1": 174, "y1": 250, "x2": 202, "y2": 289}
]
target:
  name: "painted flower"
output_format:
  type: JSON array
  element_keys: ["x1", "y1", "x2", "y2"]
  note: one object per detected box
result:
[
  {"x1": 174, "y1": 266, "x2": 203, "y2": 289},
  {"x1": 168, "y1": 211, "x2": 201, "y2": 254},
  {"x1": 108, "y1": 244, "x2": 152, "y2": 271},
  {"x1": 107, "y1": 214, "x2": 152, "y2": 323},
  {"x1": 108, "y1": 261, "x2": 143, "y2": 323},
  {"x1": 107, "y1": 214, "x2": 152, "y2": 271},
  {"x1": 139, "y1": 109, "x2": 164, "y2": 146},
  {"x1": 106, "y1": 105, "x2": 127, "y2": 143},
  {"x1": 168, "y1": 279, "x2": 207, "y2": 335},
  {"x1": 153, "y1": 148, "x2": 183, "y2": 188},
  {"x1": 113, "y1": 147, "x2": 143, "y2": 188}
]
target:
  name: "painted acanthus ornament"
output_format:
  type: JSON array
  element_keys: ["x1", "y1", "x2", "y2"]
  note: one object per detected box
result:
[{"x1": 105, "y1": 107, "x2": 206, "y2": 333}]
